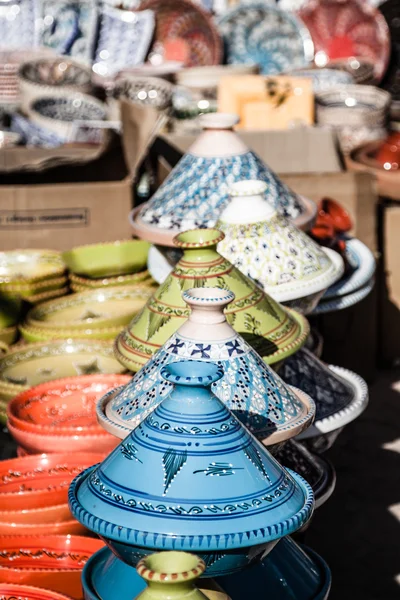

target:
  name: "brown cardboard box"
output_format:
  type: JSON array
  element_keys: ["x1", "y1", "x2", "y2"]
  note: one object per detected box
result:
[{"x1": 0, "y1": 103, "x2": 165, "y2": 251}]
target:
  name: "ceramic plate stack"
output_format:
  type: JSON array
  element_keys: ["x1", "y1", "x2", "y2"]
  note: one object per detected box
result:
[
  {"x1": 108, "y1": 76, "x2": 174, "y2": 121},
  {"x1": 63, "y1": 240, "x2": 154, "y2": 292},
  {"x1": 316, "y1": 84, "x2": 391, "y2": 153},
  {"x1": 217, "y1": 3, "x2": 314, "y2": 75},
  {"x1": 6, "y1": 374, "x2": 130, "y2": 454},
  {"x1": 20, "y1": 286, "x2": 154, "y2": 343},
  {"x1": 312, "y1": 237, "x2": 376, "y2": 313}
]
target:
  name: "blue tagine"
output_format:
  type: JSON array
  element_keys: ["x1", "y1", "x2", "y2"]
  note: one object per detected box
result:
[
  {"x1": 70, "y1": 360, "x2": 314, "y2": 579},
  {"x1": 97, "y1": 288, "x2": 315, "y2": 450},
  {"x1": 129, "y1": 113, "x2": 316, "y2": 247}
]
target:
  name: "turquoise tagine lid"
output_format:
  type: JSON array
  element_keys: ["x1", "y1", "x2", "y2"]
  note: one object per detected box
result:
[{"x1": 70, "y1": 361, "x2": 313, "y2": 575}]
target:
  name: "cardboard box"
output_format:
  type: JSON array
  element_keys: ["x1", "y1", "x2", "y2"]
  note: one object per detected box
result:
[
  {"x1": 380, "y1": 204, "x2": 400, "y2": 365},
  {"x1": 0, "y1": 103, "x2": 165, "y2": 251}
]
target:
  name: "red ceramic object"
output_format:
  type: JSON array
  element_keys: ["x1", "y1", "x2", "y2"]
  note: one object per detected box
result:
[
  {"x1": 0, "y1": 518, "x2": 86, "y2": 535},
  {"x1": 310, "y1": 213, "x2": 335, "y2": 245},
  {"x1": 0, "y1": 535, "x2": 104, "y2": 599},
  {"x1": 0, "y1": 453, "x2": 104, "y2": 510},
  {"x1": 7, "y1": 374, "x2": 131, "y2": 435},
  {"x1": 140, "y1": 0, "x2": 222, "y2": 67},
  {"x1": 298, "y1": 0, "x2": 390, "y2": 82},
  {"x1": 7, "y1": 421, "x2": 119, "y2": 456},
  {"x1": 319, "y1": 197, "x2": 352, "y2": 233},
  {"x1": 375, "y1": 131, "x2": 400, "y2": 170},
  {"x1": 0, "y1": 584, "x2": 74, "y2": 600},
  {"x1": 0, "y1": 503, "x2": 72, "y2": 525}
]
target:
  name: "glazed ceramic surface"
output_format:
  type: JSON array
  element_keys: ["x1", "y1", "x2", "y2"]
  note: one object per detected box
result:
[
  {"x1": 140, "y1": 0, "x2": 222, "y2": 67},
  {"x1": 299, "y1": 0, "x2": 390, "y2": 81},
  {"x1": 287, "y1": 67, "x2": 353, "y2": 92},
  {"x1": 282, "y1": 348, "x2": 369, "y2": 436},
  {"x1": 71, "y1": 360, "x2": 314, "y2": 576},
  {"x1": 11, "y1": 113, "x2": 65, "y2": 148},
  {"x1": 136, "y1": 552, "x2": 208, "y2": 600},
  {"x1": 115, "y1": 229, "x2": 310, "y2": 371},
  {"x1": 0, "y1": 535, "x2": 104, "y2": 599},
  {"x1": 0, "y1": 339, "x2": 126, "y2": 399},
  {"x1": 93, "y1": 6, "x2": 154, "y2": 78},
  {"x1": 62, "y1": 240, "x2": 150, "y2": 278},
  {"x1": 0, "y1": 583, "x2": 76, "y2": 600},
  {"x1": 323, "y1": 238, "x2": 376, "y2": 300},
  {"x1": 217, "y1": 4, "x2": 313, "y2": 75},
  {"x1": 8, "y1": 374, "x2": 131, "y2": 435},
  {"x1": 131, "y1": 113, "x2": 316, "y2": 246},
  {"x1": 104, "y1": 287, "x2": 314, "y2": 445},
  {"x1": 0, "y1": 250, "x2": 65, "y2": 284},
  {"x1": 217, "y1": 180, "x2": 343, "y2": 313},
  {"x1": 109, "y1": 76, "x2": 173, "y2": 120},
  {"x1": 312, "y1": 277, "x2": 375, "y2": 314},
  {"x1": 69, "y1": 270, "x2": 153, "y2": 292},
  {"x1": 26, "y1": 286, "x2": 153, "y2": 331}
]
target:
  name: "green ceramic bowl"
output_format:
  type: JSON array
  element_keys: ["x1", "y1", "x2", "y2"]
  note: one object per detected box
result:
[
  {"x1": 25, "y1": 286, "x2": 153, "y2": 331},
  {"x1": 0, "y1": 326, "x2": 18, "y2": 346},
  {"x1": 0, "y1": 338, "x2": 126, "y2": 400},
  {"x1": 0, "y1": 294, "x2": 23, "y2": 328},
  {"x1": 0, "y1": 250, "x2": 66, "y2": 284},
  {"x1": 69, "y1": 270, "x2": 153, "y2": 290},
  {"x1": 62, "y1": 240, "x2": 150, "y2": 278},
  {"x1": 20, "y1": 323, "x2": 124, "y2": 343}
]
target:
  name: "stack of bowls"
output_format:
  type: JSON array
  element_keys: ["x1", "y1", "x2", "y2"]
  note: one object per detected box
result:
[
  {"x1": 0, "y1": 583, "x2": 76, "y2": 600},
  {"x1": 6, "y1": 374, "x2": 131, "y2": 455},
  {"x1": 0, "y1": 339, "x2": 127, "y2": 421},
  {"x1": 20, "y1": 286, "x2": 154, "y2": 343},
  {"x1": 316, "y1": 84, "x2": 391, "y2": 153},
  {"x1": 62, "y1": 240, "x2": 154, "y2": 292},
  {"x1": 0, "y1": 452, "x2": 104, "y2": 535},
  {"x1": 108, "y1": 76, "x2": 174, "y2": 121},
  {"x1": 0, "y1": 535, "x2": 104, "y2": 598}
]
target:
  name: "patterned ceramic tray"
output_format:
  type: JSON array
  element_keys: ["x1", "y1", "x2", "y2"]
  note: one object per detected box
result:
[{"x1": 323, "y1": 238, "x2": 376, "y2": 300}]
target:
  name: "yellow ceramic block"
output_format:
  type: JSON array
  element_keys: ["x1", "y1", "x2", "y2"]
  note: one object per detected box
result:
[{"x1": 218, "y1": 75, "x2": 314, "y2": 129}]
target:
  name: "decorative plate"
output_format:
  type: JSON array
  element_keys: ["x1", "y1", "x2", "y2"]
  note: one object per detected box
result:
[
  {"x1": 217, "y1": 4, "x2": 314, "y2": 75},
  {"x1": 299, "y1": 0, "x2": 390, "y2": 82},
  {"x1": 0, "y1": 250, "x2": 65, "y2": 285},
  {"x1": 323, "y1": 238, "x2": 376, "y2": 300},
  {"x1": 312, "y1": 276, "x2": 375, "y2": 314},
  {"x1": 93, "y1": 6, "x2": 155, "y2": 78},
  {"x1": 0, "y1": 0, "x2": 37, "y2": 50},
  {"x1": 140, "y1": 0, "x2": 222, "y2": 67}
]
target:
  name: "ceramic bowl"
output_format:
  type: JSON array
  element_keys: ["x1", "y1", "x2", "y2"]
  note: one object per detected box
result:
[
  {"x1": 0, "y1": 535, "x2": 104, "y2": 599},
  {"x1": 25, "y1": 287, "x2": 70, "y2": 305},
  {"x1": 0, "y1": 583, "x2": 76, "y2": 600},
  {"x1": 0, "y1": 277, "x2": 69, "y2": 300},
  {"x1": 7, "y1": 374, "x2": 131, "y2": 436},
  {"x1": 0, "y1": 518, "x2": 85, "y2": 536},
  {"x1": 0, "y1": 452, "x2": 106, "y2": 510},
  {"x1": 19, "y1": 58, "x2": 92, "y2": 113},
  {"x1": 316, "y1": 85, "x2": 391, "y2": 127},
  {"x1": 286, "y1": 67, "x2": 353, "y2": 92},
  {"x1": 69, "y1": 270, "x2": 152, "y2": 291},
  {"x1": 7, "y1": 421, "x2": 119, "y2": 456},
  {"x1": 346, "y1": 140, "x2": 400, "y2": 200},
  {"x1": 0, "y1": 294, "x2": 23, "y2": 328},
  {"x1": 29, "y1": 93, "x2": 108, "y2": 142},
  {"x1": 10, "y1": 113, "x2": 64, "y2": 148},
  {"x1": 176, "y1": 64, "x2": 259, "y2": 92},
  {"x1": 25, "y1": 286, "x2": 153, "y2": 331},
  {"x1": 108, "y1": 76, "x2": 174, "y2": 120},
  {"x1": 0, "y1": 326, "x2": 17, "y2": 346},
  {"x1": 0, "y1": 503, "x2": 73, "y2": 525},
  {"x1": 0, "y1": 250, "x2": 66, "y2": 286},
  {"x1": 19, "y1": 323, "x2": 124, "y2": 343},
  {"x1": 0, "y1": 339, "x2": 126, "y2": 400},
  {"x1": 329, "y1": 58, "x2": 376, "y2": 85},
  {"x1": 62, "y1": 240, "x2": 150, "y2": 278}
]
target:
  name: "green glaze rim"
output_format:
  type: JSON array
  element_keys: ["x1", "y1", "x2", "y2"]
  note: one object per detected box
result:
[{"x1": 173, "y1": 228, "x2": 225, "y2": 248}]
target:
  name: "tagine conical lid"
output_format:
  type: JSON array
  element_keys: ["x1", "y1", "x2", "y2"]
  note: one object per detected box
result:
[
  {"x1": 101, "y1": 287, "x2": 315, "y2": 444},
  {"x1": 281, "y1": 348, "x2": 369, "y2": 435},
  {"x1": 115, "y1": 229, "x2": 310, "y2": 372},
  {"x1": 217, "y1": 180, "x2": 344, "y2": 312},
  {"x1": 129, "y1": 113, "x2": 316, "y2": 246},
  {"x1": 70, "y1": 360, "x2": 314, "y2": 552}
]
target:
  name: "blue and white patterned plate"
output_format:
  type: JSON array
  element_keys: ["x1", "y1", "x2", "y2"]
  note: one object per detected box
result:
[
  {"x1": 312, "y1": 277, "x2": 375, "y2": 314},
  {"x1": 323, "y1": 238, "x2": 376, "y2": 300},
  {"x1": 217, "y1": 3, "x2": 314, "y2": 75},
  {"x1": 0, "y1": 0, "x2": 37, "y2": 49}
]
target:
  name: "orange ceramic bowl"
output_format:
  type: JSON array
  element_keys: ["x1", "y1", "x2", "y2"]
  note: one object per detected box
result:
[
  {"x1": 7, "y1": 374, "x2": 131, "y2": 435},
  {"x1": 0, "y1": 518, "x2": 86, "y2": 535},
  {"x1": 0, "y1": 582, "x2": 74, "y2": 600},
  {"x1": 0, "y1": 535, "x2": 104, "y2": 599},
  {"x1": 7, "y1": 421, "x2": 118, "y2": 455},
  {"x1": 0, "y1": 453, "x2": 104, "y2": 510},
  {"x1": 0, "y1": 503, "x2": 72, "y2": 525}
]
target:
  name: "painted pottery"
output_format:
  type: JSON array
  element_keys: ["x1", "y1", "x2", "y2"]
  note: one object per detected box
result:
[
  {"x1": 69, "y1": 270, "x2": 153, "y2": 292},
  {"x1": 115, "y1": 229, "x2": 310, "y2": 371},
  {"x1": 346, "y1": 140, "x2": 400, "y2": 201},
  {"x1": 0, "y1": 583, "x2": 75, "y2": 600},
  {"x1": 217, "y1": 4, "x2": 313, "y2": 75},
  {"x1": 25, "y1": 286, "x2": 154, "y2": 331},
  {"x1": 70, "y1": 360, "x2": 314, "y2": 577},
  {"x1": 375, "y1": 130, "x2": 400, "y2": 170},
  {"x1": 281, "y1": 348, "x2": 368, "y2": 450},
  {"x1": 0, "y1": 452, "x2": 105, "y2": 510},
  {"x1": 299, "y1": 0, "x2": 390, "y2": 82},
  {"x1": 62, "y1": 240, "x2": 150, "y2": 278},
  {"x1": 217, "y1": 180, "x2": 344, "y2": 314},
  {"x1": 108, "y1": 77, "x2": 174, "y2": 121},
  {"x1": 129, "y1": 113, "x2": 317, "y2": 246},
  {"x1": 0, "y1": 535, "x2": 104, "y2": 599},
  {"x1": 102, "y1": 287, "x2": 314, "y2": 446},
  {"x1": 82, "y1": 534, "x2": 330, "y2": 600},
  {"x1": 0, "y1": 518, "x2": 85, "y2": 536},
  {"x1": 276, "y1": 440, "x2": 336, "y2": 509},
  {"x1": 0, "y1": 326, "x2": 16, "y2": 347},
  {"x1": 136, "y1": 552, "x2": 208, "y2": 600},
  {"x1": 287, "y1": 67, "x2": 353, "y2": 92},
  {"x1": 312, "y1": 277, "x2": 375, "y2": 314},
  {"x1": 0, "y1": 250, "x2": 66, "y2": 285},
  {"x1": 0, "y1": 339, "x2": 126, "y2": 402},
  {"x1": 8, "y1": 374, "x2": 131, "y2": 435},
  {"x1": 19, "y1": 323, "x2": 126, "y2": 344}
]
